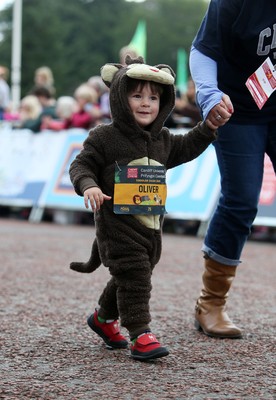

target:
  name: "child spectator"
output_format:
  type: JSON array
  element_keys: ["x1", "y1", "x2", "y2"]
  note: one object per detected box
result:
[
  {"x1": 87, "y1": 75, "x2": 111, "y2": 122},
  {"x1": 42, "y1": 84, "x2": 101, "y2": 131},
  {"x1": 41, "y1": 96, "x2": 76, "y2": 131},
  {"x1": 33, "y1": 66, "x2": 56, "y2": 97},
  {"x1": 14, "y1": 95, "x2": 42, "y2": 131}
]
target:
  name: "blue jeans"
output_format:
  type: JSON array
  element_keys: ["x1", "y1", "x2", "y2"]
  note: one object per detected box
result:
[{"x1": 203, "y1": 122, "x2": 276, "y2": 265}]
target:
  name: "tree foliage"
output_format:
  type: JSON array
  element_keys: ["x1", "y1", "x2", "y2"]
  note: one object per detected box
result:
[{"x1": 0, "y1": 0, "x2": 208, "y2": 98}]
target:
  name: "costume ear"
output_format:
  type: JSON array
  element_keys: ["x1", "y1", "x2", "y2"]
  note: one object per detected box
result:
[
  {"x1": 126, "y1": 63, "x2": 175, "y2": 85},
  {"x1": 101, "y1": 63, "x2": 123, "y2": 88},
  {"x1": 125, "y1": 55, "x2": 144, "y2": 65},
  {"x1": 155, "y1": 64, "x2": 176, "y2": 80}
]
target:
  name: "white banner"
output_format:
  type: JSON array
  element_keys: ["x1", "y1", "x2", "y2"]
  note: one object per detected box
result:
[{"x1": 0, "y1": 127, "x2": 275, "y2": 226}]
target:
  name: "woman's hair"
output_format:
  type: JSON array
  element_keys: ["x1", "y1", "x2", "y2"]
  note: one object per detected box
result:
[
  {"x1": 126, "y1": 78, "x2": 164, "y2": 97},
  {"x1": 34, "y1": 66, "x2": 56, "y2": 96},
  {"x1": 34, "y1": 66, "x2": 54, "y2": 86},
  {"x1": 119, "y1": 46, "x2": 139, "y2": 64},
  {"x1": 74, "y1": 84, "x2": 98, "y2": 103},
  {"x1": 56, "y1": 96, "x2": 76, "y2": 119},
  {"x1": 19, "y1": 95, "x2": 42, "y2": 120}
]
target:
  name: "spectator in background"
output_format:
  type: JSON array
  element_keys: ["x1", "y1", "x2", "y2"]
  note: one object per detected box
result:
[
  {"x1": 85, "y1": 46, "x2": 140, "y2": 125},
  {"x1": 0, "y1": 65, "x2": 11, "y2": 120},
  {"x1": 119, "y1": 45, "x2": 139, "y2": 64},
  {"x1": 165, "y1": 77, "x2": 201, "y2": 129},
  {"x1": 41, "y1": 96, "x2": 76, "y2": 131},
  {"x1": 26, "y1": 86, "x2": 58, "y2": 132},
  {"x1": 42, "y1": 83, "x2": 101, "y2": 131},
  {"x1": 14, "y1": 95, "x2": 42, "y2": 131},
  {"x1": 174, "y1": 77, "x2": 201, "y2": 126},
  {"x1": 87, "y1": 75, "x2": 111, "y2": 122},
  {"x1": 31, "y1": 86, "x2": 56, "y2": 111},
  {"x1": 33, "y1": 66, "x2": 56, "y2": 98},
  {"x1": 12, "y1": 86, "x2": 58, "y2": 133},
  {"x1": 66, "y1": 83, "x2": 102, "y2": 129}
]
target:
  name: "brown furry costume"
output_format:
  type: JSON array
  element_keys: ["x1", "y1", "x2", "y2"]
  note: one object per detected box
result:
[{"x1": 69, "y1": 56, "x2": 217, "y2": 335}]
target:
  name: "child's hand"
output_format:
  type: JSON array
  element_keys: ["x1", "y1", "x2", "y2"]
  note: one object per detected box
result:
[
  {"x1": 41, "y1": 115, "x2": 52, "y2": 130},
  {"x1": 84, "y1": 187, "x2": 112, "y2": 212}
]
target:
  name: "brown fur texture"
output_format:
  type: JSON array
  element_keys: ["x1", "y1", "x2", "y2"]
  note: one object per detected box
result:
[
  {"x1": 70, "y1": 238, "x2": 100, "y2": 273},
  {"x1": 69, "y1": 56, "x2": 217, "y2": 331}
]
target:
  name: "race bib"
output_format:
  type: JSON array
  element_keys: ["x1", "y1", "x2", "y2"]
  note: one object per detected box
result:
[
  {"x1": 245, "y1": 57, "x2": 276, "y2": 110},
  {"x1": 113, "y1": 165, "x2": 167, "y2": 215}
]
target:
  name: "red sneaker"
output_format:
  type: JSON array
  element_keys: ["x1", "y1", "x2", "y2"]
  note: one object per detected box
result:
[
  {"x1": 87, "y1": 310, "x2": 128, "y2": 349},
  {"x1": 130, "y1": 332, "x2": 169, "y2": 361}
]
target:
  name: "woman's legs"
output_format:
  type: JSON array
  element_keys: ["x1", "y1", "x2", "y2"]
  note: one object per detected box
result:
[
  {"x1": 196, "y1": 122, "x2": 269, "y2": 338},
  {"x1": 266, "y1": 121, "x2": 276, "y2": 173},
  {"x1": 203, "y1": 123, "x2": 268, "y2": 264}
]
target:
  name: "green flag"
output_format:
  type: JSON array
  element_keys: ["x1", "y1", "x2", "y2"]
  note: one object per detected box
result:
[
  {"x1": 128, "y1": 20, "x2": 147, "y2": 60},
  {"x1": 176, "y1": 48, "x2": 188, "y2": 93}
]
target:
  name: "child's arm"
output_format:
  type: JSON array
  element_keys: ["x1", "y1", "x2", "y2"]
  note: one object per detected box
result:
[{"x1": 166, "y1": 121, "x2": 217, "y2": 169}]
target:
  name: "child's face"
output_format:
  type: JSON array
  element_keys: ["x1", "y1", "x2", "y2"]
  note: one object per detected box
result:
[
  {"x1": 127, "y1": 82, "x2": 160, "y2": 128},
  {"x1": 75, "y1": 96, "x2": 88, "y2": 109}
]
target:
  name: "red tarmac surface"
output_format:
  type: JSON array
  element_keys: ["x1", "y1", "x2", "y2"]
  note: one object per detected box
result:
[{"x1": 0, "y1": 219, "x2": 275, "y2": 399}]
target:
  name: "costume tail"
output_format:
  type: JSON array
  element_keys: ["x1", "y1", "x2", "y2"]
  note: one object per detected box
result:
[{"x1": 70, "y1": 238, "x2": 101, "y2": 273}]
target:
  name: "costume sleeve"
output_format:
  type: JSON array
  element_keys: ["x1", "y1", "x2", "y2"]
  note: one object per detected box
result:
[
  {"x1": 166, "y1": 122, "x2": 217, "y2": 169},
  {"x1": 189, "y1": 46, "x2": 223, "y2": 120},
  {"x1": 69, "y1": 129, "x2": 104, "y2": 196},
  {"x1": 190, "y1": 0, "x2": 242, "y2": 119}
]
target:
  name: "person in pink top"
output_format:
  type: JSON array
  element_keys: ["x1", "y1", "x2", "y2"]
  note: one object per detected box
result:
[{"x1": 42, "y1": 83, "x2": 101, "y2": 131}]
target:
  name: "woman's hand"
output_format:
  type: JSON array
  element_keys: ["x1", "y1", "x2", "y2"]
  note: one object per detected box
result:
[
  {"x1": 205, "y1": 94, "x2": 234, "y2": 130},
  {"x1": 84, "y1": 187, "x2": 112, "y2": 212}
]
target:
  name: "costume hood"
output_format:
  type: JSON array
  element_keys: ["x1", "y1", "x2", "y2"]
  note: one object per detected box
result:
[{"x1": 101, "y1": 55, "x2": 176, "y2": 138}]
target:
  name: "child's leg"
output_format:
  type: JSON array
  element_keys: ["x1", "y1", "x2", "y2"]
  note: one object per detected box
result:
[
  {"x1": 87, "y1": 277, "x2": 128, "y2": 349},
  {"x1": 97, "y1": 277, "x2": 119, "y2": 320},
  {"x1": 111, "y1": 257, "x2": 169, "y2": 360},
  {"x1": 113, "y1": 259, "x2": 152, "y2": 338}
]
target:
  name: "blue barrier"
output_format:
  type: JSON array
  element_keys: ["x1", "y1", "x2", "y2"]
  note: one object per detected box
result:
[{"x1": 0, "y1": 127, "x2": 275, "y2": 225}]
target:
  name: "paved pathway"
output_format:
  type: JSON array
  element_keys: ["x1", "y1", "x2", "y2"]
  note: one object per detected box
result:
[{"x1": 0, "y1": 220, "x2": 275, "y2": 399}]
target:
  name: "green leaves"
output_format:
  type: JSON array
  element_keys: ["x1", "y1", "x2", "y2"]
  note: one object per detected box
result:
[{"x1": 0, "y1": 0, "x2": 208, "y2": 98}]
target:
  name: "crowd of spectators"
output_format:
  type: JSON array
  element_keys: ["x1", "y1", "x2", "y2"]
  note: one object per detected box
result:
[
  {"x1": 0, "y1": 57, "x2": 201, "y2": 133},
  {"x1": 1, "y1": 64, "x2": 112, "y2": 132},
  {"x1": 1, "y1": 58, "x2": 276, "y2": 241}
]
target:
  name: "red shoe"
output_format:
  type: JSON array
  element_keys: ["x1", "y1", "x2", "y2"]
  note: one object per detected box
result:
[
  {"x1": 87, "y1": 310, "x2": 128, "y2": 349},
  {"x1": 130, "y1": 332, "x2": 169, "y2": 361}
]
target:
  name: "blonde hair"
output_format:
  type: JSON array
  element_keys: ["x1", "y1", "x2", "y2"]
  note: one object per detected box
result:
[
  {"x1": 74, "y1": 84, "x2": 98, "y2": 104},
  {"x1": 34, "y1": 66, "x2": 54, "y2": 86},
  {"x1": 56, "y1": 96, "x2": 76, "y2": 119},
  {"x1": 119, "y1": 46, "x2": 139, "y2": 64},
  {"x1": 20, "y1": 95, "x2": 42, "y2": 120}
]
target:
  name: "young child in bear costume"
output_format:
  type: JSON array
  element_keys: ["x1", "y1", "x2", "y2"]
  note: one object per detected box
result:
[{"x1": 69, "y1": 55, "x2": 217, "y2": 361}]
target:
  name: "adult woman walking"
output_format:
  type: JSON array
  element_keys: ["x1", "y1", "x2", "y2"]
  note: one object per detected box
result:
[{"x1": 189, "y1": 0, "x2": 276, "y2": 338}]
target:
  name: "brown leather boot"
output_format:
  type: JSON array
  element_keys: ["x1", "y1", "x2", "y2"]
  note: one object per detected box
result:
[{"x1": 195, "y1": 256, "x2": 242, "y2": 338}]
